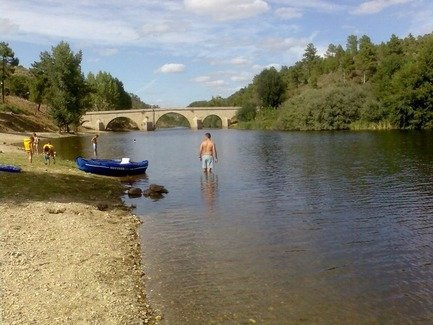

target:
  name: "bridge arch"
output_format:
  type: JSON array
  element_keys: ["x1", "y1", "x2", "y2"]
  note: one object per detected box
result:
[
  {"x1": 106, "y1": 116, "x2": 139, "y2": 131},
  {"x1": 202, "y1": 115, "x2": 223, "y2": 128},
  {"x1": 155, "y1": 112, "x2": 191, "y2": 129}
]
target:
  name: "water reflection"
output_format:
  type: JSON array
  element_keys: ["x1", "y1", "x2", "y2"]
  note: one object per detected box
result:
[
  {"x1": 200, "y1": 173, "x2": 218, "y2": 213},
  {"x1": 53, "y1": 130, "x2": 433, "y2": 324}
]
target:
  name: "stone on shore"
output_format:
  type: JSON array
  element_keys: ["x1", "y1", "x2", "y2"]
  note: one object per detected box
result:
[{"x1": 97, "y1": 203, "x2": 109, "y2": 211}]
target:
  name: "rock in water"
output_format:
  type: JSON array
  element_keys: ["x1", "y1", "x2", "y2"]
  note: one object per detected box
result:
[
  {"x1": 149, "y1": 184, "x2": 168, "y2": 194},
  {"x1": 128, "y1": 187, "x2": 142, "y2": 197},
  {"x1": 149, "y1": 192, "x2": 163, "y2": 200}
]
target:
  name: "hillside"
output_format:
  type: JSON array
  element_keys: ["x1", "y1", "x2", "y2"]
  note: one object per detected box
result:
[
  {"x1": 190, "y1": 32, "x2": 433, "y2": 131},
  {"x1": 0, "y1": 96, "x2": 57, "y2": 133}
]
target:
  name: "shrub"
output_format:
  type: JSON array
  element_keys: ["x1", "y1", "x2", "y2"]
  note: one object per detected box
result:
[{"x1": 236, "y1": 102, "x2": 257, "y2": 122}]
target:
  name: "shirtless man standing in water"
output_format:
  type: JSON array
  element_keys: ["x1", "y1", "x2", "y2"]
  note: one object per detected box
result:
[{"x1": 199, "y1": 133, "x2": 218, "y2": 173}]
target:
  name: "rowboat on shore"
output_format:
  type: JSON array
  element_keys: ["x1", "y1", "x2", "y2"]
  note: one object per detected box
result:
[
  {"x1": 0, "y1": 164, "x2": 21, "y2": 173},
  {"x1": 76, "y1": 157, "x2": 148, "y2": 176}
]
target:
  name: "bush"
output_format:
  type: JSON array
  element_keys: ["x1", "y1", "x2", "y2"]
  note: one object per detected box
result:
[
  {"x1": 275, "y1": 85, "x2": 368, "y2": 130},
  {"x1": 236, "y1": 102, "x2": 257, "y2": 122}
]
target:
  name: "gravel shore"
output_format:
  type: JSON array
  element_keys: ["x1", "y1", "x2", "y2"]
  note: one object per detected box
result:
[{"x1": 0, "y1": 133, "x2": 156, "y2": 324}]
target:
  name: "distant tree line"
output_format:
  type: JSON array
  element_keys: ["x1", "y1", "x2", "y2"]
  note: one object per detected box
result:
[
  {"x1": 0, "y1": 41, "x2": 154, "y2": 131},
  {"x1": 191, "y1": 32, "x2": 433, "y2": 130}
]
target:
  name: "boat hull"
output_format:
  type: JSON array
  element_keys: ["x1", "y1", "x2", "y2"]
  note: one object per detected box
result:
[
  {"x1": 76, "y1": 157, "x2": 148, "y2": 176},
  {"x1": 0, "y1": 164, "x2": 21, "y2": 173}
]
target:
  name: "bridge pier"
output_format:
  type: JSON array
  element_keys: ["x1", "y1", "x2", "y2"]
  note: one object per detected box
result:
[
  {"x1": 141, "y1": 121, "x2": 155, "y2": 131},
  {"x1": 222, "y1": 117, "x2": 230, "y2": 129},
  {"x1": 96, "y1": 120, "x2": 105, "y2": 131},
  {"x1": 192, "y1": 117, "x2": 203, "y2": 130}
]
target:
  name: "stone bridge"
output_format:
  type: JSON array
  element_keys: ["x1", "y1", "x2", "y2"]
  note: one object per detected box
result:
[{"x1": 81, "y1": 107, "x2": 240, "y2": 131}]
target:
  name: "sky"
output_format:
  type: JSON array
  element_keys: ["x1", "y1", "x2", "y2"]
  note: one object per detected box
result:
[{"x1": 1, "y1": 0, "x2": 432, "y2": 107}]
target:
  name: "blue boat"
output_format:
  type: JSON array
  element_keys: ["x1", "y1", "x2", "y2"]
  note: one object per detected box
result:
[
  {"x1": 76, "y1": 157, "x2": 148, "y2": 176},
  {"x1": 0, "y1": 164, "x2": 21, "y2": 173}
]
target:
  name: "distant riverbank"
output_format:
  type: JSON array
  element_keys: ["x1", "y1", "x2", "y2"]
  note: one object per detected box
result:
[{"x1": 0, "y1": 133, "x2": 157, "y2": 324}]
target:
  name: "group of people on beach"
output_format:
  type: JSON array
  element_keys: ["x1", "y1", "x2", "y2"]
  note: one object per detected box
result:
[
  {"x1": 23, "y1": 131, "x2": 217, "y2": 172},
  {"x1": 24, "y1": 133, "x2": 56, "y2": 165}
]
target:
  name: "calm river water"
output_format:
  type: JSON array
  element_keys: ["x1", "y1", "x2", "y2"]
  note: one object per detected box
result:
[{"x1": 53, "y1": 129, "x2": 433, "y2": 324}]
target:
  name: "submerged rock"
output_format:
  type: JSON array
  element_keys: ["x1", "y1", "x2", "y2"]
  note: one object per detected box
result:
[
  {"x1": 148, "y1": 184, "x2": 168, "y2": 194},
  {"x1": 143, "y1": 184, "x2": 167, "y2": 200},
  {"x1": 127, "y1": 187, "x2": 142, "y2": 197}
]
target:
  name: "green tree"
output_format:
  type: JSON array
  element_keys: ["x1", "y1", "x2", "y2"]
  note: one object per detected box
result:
[
  {"x1": 388, "y1": 36, "x2": 433, "y2": 129},
  {"x1": 341, "y1": 35, "x2": 359, "y2": 79},
  {"x1": 372, "y1": 34, "x2": 404, "y2": 101},
  {"x1": 346, "y1": 35, "x2": 358, "y2": 55},
  {"x1": 0, "y1": 42, "x2": 19, "y2": 103},
  {"x1": 356, "y1": 35, "x2": 377, "y2": 83},
  {"x1": 254, "y1": 67, "x2": 286, "y2": 108},
  {"x1": 8, "y1": 74, "x2": 30, "y2": 99},
  {"x1": 32, "y1": 42, "x2": 90, "y2": 131},
  {"x1": 130, "y1": 93, "x2": 151, "y2": 109},
  {"x1": 302, "y1": 43, "x2": 321, "y2": 86},
  {"x1": 87, "y1": 71, "x2": 132, "y2": 111}
]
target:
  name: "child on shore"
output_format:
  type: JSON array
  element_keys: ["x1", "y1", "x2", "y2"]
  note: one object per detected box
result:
[
  {"x1": 23, "y1": 136, "x2": 34, "y2": 163},
  {"x1": 33, "y1": 132, "x2": 40, "y2": 154},
  {"x1": 43, "y1": 141, "x2": 56, "y2": 165}
]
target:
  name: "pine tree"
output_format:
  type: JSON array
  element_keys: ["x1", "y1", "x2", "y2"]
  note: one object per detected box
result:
[{"x1": 0, "y1": 42, "x2": 19, "y2": 103}]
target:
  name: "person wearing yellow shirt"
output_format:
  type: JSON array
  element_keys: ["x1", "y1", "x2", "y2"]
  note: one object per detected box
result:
[
  {"x1": 43, "y1": 141, "x2": 56, "y2": 165},
  {"x1": 23, "y1": 136, "x2": 34, "y2": 163}
]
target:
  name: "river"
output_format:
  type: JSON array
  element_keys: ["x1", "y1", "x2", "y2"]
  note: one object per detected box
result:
[{"x1": 52, "y1": 129, "x2": 433, "y2": 324}]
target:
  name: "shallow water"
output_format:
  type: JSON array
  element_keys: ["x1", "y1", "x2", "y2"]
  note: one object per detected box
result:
[{"x1": 53, "y1": 129, "x2": 433, "y2": 324}]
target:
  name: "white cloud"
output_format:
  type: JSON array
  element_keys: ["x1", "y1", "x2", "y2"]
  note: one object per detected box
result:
[
  {"x1": 207, "y1": 79, "x2": 225, "y2": 86},
  {"x1": 261, "y1": 36, "x2": 309, "y2": 52},
  {"x1": 0, "y1": 1, "x2": 139, "y2": 44},
  {"x1": 352, "y1": 0, "x2": 414, "y2": 15},
  {"x1": 275, "y1": 7, "x2": 303, "y2": 19},
  {"x1": 270, "y1": 0, "x2": 345, "y2": 12},
  {"x1": 0, "y1": 18, "x2": 19, "y2": 34},
  {"x1": 230, "y1": 74, "x2": 250, "y2": 82},
  {"x1": 193, "y1": 75, "x2": 226, "y2": 87},
  {"x1": 157, "y1": 63, "x2": 186, "y2": 73},
  {"x1": 184, "y1": 0, "x2": 269, "y2": 21},
  {"x1": 194, "y1": 76, "x2": 212, "y2": 83},
  {"x1": 265, "y1": 63, "x2": 282, "y2": 70},
  {"x1": 97, "y1": 48, "x2": 119, "y2": 56},
  {"x1": 230, "y1": 56, "x2": 251, "y2": 65}
]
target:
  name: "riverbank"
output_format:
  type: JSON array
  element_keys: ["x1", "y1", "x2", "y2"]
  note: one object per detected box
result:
[
  {"x1": 235, "y1": 105, "x2": 395, "y2": 132},
  {"x1": 0, "y1": 134, "x2": 156, "y2": 324}
]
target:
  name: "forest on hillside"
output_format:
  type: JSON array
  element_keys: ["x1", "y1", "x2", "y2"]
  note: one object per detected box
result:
[
  {"x1": 190, "y1": 32, "x2": 433, "y2": 131},
  {"x1": 0, "y1": 41, "x2": 154, "y2": 131}
]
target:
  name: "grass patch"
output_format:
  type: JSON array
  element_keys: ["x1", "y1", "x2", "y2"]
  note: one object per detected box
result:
[
  {"x1": 0, "y1": 103, "x2": 28, "y2": 115},
  {"x1": 349, "y1": 120, "x2": 394, "y2": 130},
  {"x1": 0, "y1": 151, "x2": 124, "y2": 204}
]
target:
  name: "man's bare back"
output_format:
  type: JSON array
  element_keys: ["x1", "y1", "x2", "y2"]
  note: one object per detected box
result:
[
  {"x1": 199, "y1": 133, "x2": 218, "y2": 172},
  {"x1": 200, "y1": 139, "x2": 215, "y2": 156}
]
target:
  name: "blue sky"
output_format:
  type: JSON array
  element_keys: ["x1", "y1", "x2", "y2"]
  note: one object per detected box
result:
[{"x1": 1, "y1": 0, "x2": 432, "y2": 107}]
